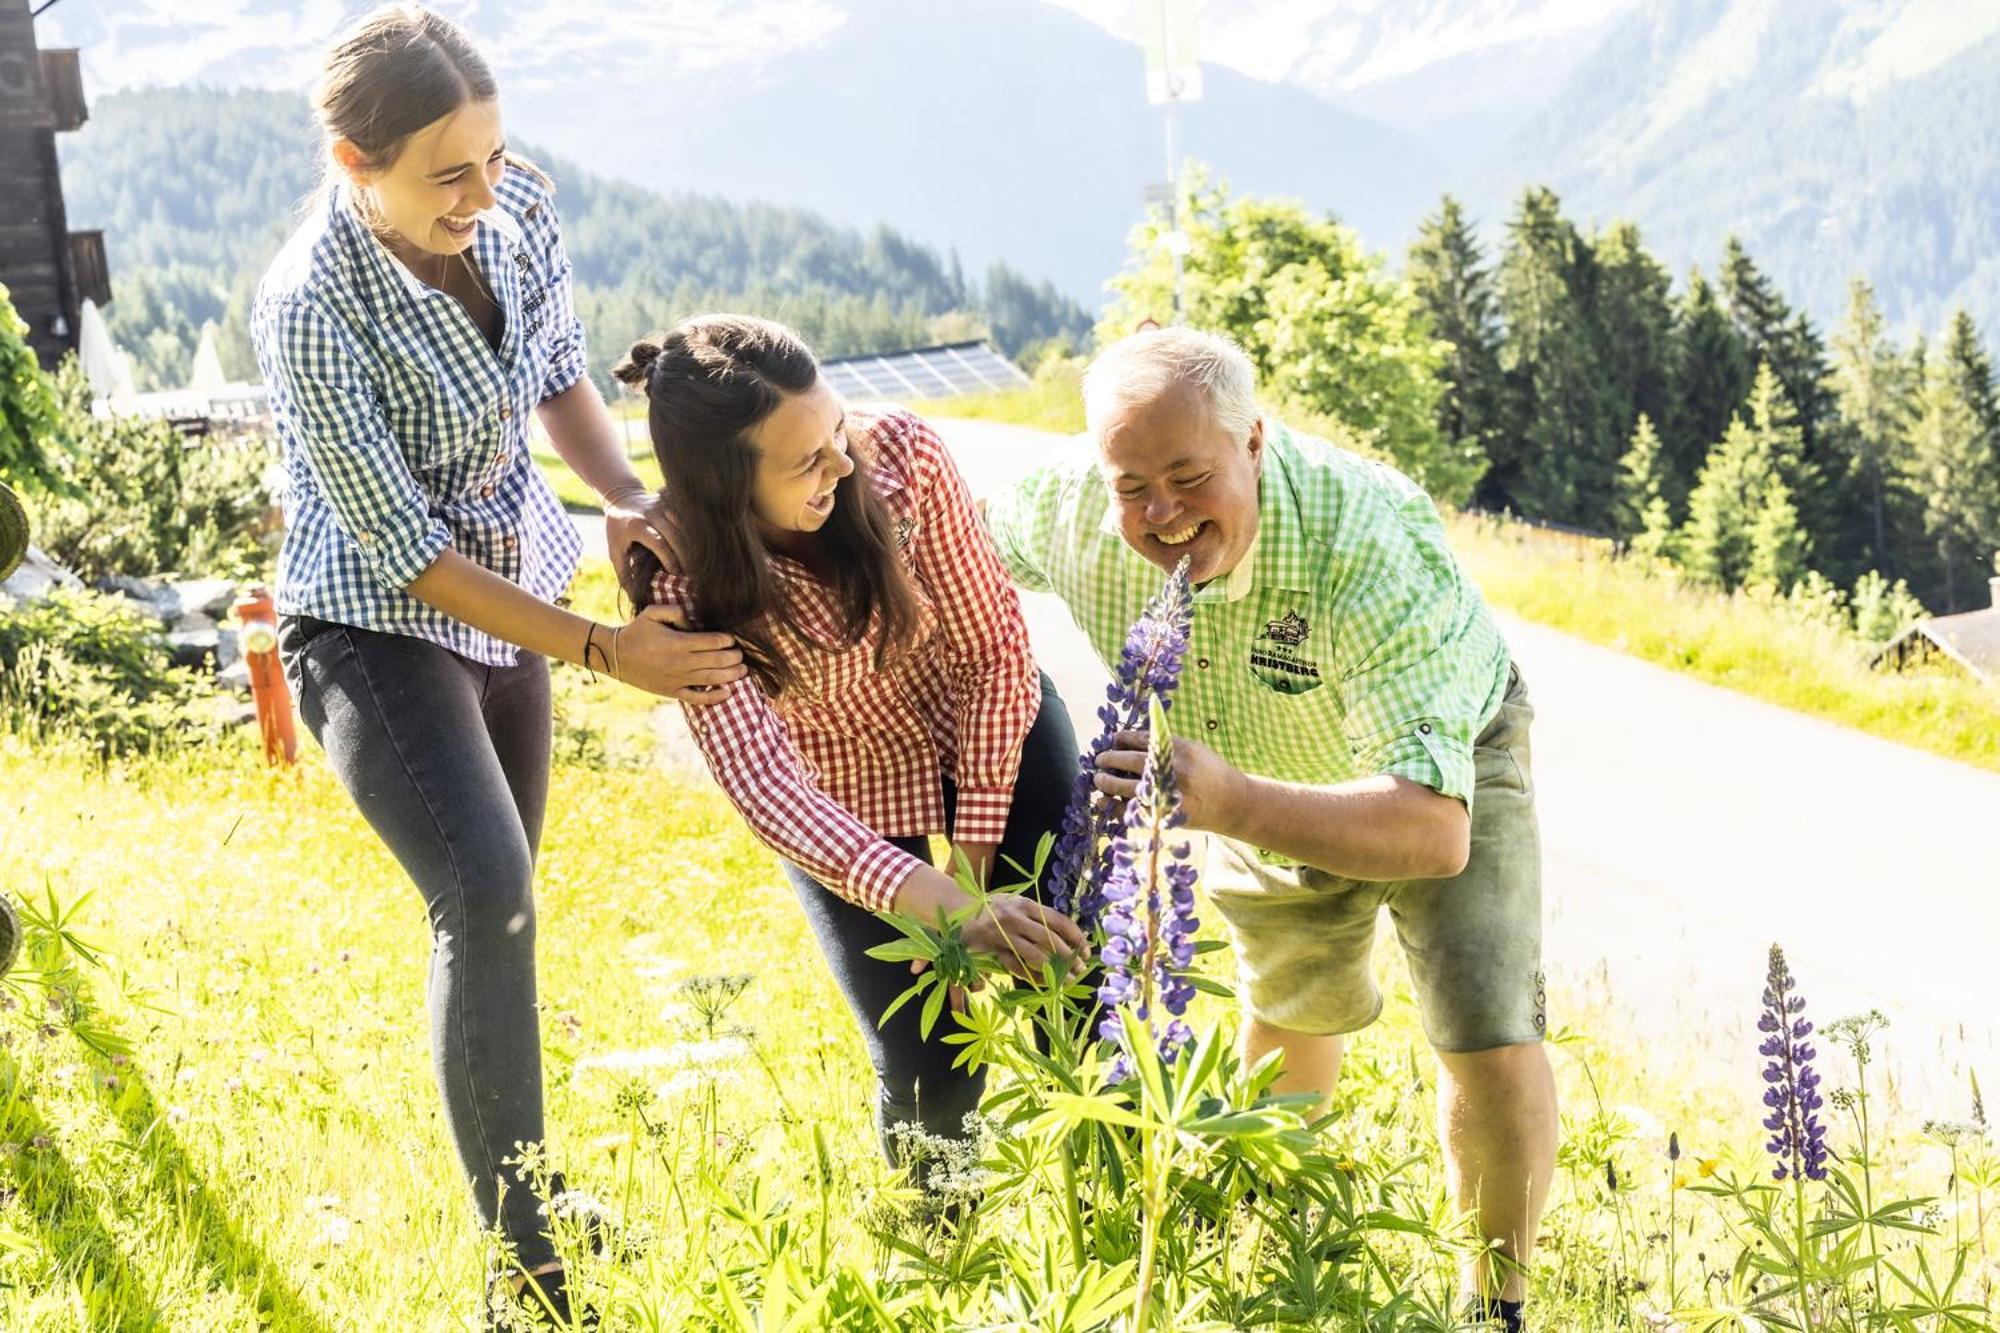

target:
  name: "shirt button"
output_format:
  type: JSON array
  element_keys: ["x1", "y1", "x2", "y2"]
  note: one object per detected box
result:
[
  {"x1": 481, "y1": 485, "x2": 495, "y2": 499},
  {"x1": 1204, "y1": 719, "x2": 1218, "y2": 732},
  {"x1": 502, "y1": 534, "x2": 519, "y2": 551},
  {"x1": 1196, "y1": 657, "x2": 1210, "y2": 669},
  {"x1": 1419, "y1": 723, "x2": 1433, "y2": 735},
  {"x1": 498, "y1": 405, "x2": 513, "y2": 420},
  {"x1": 358, "y1": 530, "x2": 375, "y2": 544},
  {"x1": 494, "y1": 451, "x2": 506, "y2": 468}
]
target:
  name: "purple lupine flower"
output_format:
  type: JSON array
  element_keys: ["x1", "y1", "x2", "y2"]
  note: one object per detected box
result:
[
  {"x1": 1097, "y1": 696, "x2": 1202, "y2": 1081},
  {"x1": 1759, "y1": 945, "x2": 1829, "y2": 1182},
  {"x1": 1046, "y1": 558, "x2": 1194, "y2": 923}
]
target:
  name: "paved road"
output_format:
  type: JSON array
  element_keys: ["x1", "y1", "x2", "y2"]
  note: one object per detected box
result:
[{"x1": 579, "y1": 416, "x2": 2000, "y2": 1104}]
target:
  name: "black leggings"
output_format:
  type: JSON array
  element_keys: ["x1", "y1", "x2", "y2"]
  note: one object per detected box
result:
[{"x1": 781, "y1": 671, "x2": 1078, "y2": 1161}]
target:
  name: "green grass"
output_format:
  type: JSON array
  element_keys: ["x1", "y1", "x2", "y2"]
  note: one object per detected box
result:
[
  {"x1": 1448, "y1": 514, "x2": 2000, "y2": 773},
  {"x1": 530, "y1": 405, "x2": 662, "y2": 513},
  {"x1": 0, "y1": 567, "x2": 1992, "y2": 1329}
]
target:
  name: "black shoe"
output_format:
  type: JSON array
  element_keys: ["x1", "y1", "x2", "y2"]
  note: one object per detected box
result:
[
  {"x1": 1460, "y1": 1295, "x2": 1526, "y2": 1331},
  {"x1": 485, "y1": 1266, "x2": 598, "y2": 1331}
]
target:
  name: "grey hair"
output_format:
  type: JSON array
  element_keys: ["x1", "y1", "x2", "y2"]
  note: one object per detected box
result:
[{"x1": 1081, "y1": 326, "x2": 1261, "y2": 440}]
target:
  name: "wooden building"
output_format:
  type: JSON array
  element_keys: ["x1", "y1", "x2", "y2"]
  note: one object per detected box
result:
[
  {"x1": 1872, "y1": 572, "x2": 2000, "y2": 688},
  {"x1": 1, "y1": 0, "x2": 109, "y2": 370}
]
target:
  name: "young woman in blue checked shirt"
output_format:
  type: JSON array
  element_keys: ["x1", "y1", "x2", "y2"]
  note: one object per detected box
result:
[{"x1": 251, "y1": 8, "x2": 740, "y2": 1324}]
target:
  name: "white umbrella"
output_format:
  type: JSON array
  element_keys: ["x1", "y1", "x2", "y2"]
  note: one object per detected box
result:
[
  {"x1": 76, "y1": 298, "x2": 136, "y2": 403},
  {"x1": 189, "y1": 320, "x2": 228, "y2": 396}
]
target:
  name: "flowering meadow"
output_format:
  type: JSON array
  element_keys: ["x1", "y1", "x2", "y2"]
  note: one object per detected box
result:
[{"x1": 0, "y1": 558, "x2": 1992, "y2": 1330}]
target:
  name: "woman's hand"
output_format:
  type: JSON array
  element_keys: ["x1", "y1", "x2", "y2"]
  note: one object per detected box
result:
[
  {"x1": 953, "y1": 840, "x2": 999, "y2": 887},
  {"x1": 892, "y1": 865, "x2": 1089, "y2": 984},
  {"x1": 963, "y1": 891, "x2": 1091, "y2": 982},
  {"x1": 603, "y1": 484, "x2": 685, "y2": 575},
  {"x1": 611, "y1": 604, "x2": 747, "y2": 703}
]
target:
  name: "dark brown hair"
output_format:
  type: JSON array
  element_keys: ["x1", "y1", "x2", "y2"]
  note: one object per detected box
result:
[
  {"x1": 313, "y1": 5, "x2": 545, "y2": 189},
  {"x1": 611, "y1": 315, "x2": 919, "y2": 696}
]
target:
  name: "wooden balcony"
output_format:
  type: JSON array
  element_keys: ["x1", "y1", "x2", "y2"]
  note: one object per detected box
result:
[
  {"x1": 69, "y1": 229, "x2": 110, "y2": 306},
  {"x1": 39, "y1": 49, "x2": 85, "y2": 132}
]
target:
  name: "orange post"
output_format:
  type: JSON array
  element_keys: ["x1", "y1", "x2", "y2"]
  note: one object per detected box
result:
[{"x1": 232, "y1": 585, "x2": 298, "y2": 766}]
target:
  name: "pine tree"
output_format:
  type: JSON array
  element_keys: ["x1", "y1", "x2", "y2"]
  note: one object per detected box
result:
[
  {"x1": 1614, "y1": 413, "x2": 1668, "y2": 534},
  {"x1": 1668, "y1": 267, "x2": 1751, "y2": 508},
  {"x1": 1748, "y1": 482, "x2": 1809, "y2": 591},
  {"x1": 1909, "y1": 317, "x2": 2000, "y2": 610},
  {"x1": 1408, "y1": 195, "x2": 1504, "y2": 486},
  {"x1": 1717, "y1": 238, "x2": 1837, "y2": 549},
  {"x1": 1851, "y1": 569, "x2": 1927, "y2": 645},
  {"x1": 1493, "y1": 187, "x2": 1619, "y2": 525},
  {"x1": 1828, "y1": 279, "x2": 1913, "y2": 573},
  {"x1": 1681, "y1": 416, "x2": 1760, "y2": 588},
  {"x1": 1591, "y1": 221, "x2": 1676, "y2": 454},
  {"x1": 1681, "y1": 363, "x2": 1812, "y2": 590}
]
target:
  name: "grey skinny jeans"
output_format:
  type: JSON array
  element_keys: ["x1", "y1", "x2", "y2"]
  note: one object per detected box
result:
[{"x1": 281, "y1": 614, "x2": 560, "y2": 1272}]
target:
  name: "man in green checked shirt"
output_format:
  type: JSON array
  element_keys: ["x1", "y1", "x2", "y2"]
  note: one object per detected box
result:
[{"x1": 985, "y1": 328, "x2": 1554, "y2": 1331}]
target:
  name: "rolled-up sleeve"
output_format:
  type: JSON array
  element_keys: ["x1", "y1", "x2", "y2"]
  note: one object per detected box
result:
[
  {"x1": 981, "y1": 461, "x2": 1070, "y2": 594},
  {"x1": 894, "y1": 413, "x2": 1040, "y2": 845},
  {"x1": 654, "y1": 572, "x2": 930, "y2": 911},
  {"x1": 528, "y1": 201, "x2": 588, "y2": 402},
  {"x1": 1335, "y1": 565, "x2": 1481, "y2": 806},
  {"x1": 253, "y1": 299, "x2": 449, "y2": 589}
]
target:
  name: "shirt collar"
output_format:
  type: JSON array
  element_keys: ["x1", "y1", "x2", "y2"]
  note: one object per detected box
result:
[{"x1": 328, "y1": 182, "x2": 521, "y2": 308}]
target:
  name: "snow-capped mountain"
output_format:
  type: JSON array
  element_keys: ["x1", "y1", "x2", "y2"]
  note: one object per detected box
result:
[
  {"x1": 1044, "y1": 0, "x2": 1640, "y2": 167},
  {"x1": 36, "y1": 0, "x2": 1444, "y2": 303}
]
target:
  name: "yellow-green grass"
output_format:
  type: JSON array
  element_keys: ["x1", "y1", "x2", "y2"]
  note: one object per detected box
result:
[
  {"x1": 912, "y1": 359, "x2": 1085, "y2": 435},
  {"x1": 3, "y1": 580, "x2": 1994, "y2": 1326},
  {"x1": 1447, "y1": 514, "x2": 2000, "y2": 773},
  {"x1": 2, "y1": 736, "x2": 1987, "y2": 1328}
]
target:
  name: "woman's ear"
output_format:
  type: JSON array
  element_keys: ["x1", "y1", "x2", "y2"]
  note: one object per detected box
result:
[{"x1": 330, "y1": 138, "x2": 373, "y2": 187}]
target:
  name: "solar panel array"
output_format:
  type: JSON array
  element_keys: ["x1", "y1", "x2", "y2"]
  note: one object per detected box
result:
[{"x1": 818, "y1": 341, "x2": 1030, "y2": 402}]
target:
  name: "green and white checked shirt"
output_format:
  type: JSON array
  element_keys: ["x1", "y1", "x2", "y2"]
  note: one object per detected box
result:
[{"x1": 987, "y1": 420, "x2": 1511, "y2": 838}]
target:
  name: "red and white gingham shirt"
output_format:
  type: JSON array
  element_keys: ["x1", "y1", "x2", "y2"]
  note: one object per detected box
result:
[{"x1": 655, "y1": 409, "x2": 1042, "y2": 912}]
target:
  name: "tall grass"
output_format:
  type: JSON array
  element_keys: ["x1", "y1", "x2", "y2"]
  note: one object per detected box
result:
[
  {"x1": 1447, "y1": 515, "x2": 2000, "y2": 772},
  {"x1": 1, "y1": 699, "x2": 1992, "y2": 1327}
]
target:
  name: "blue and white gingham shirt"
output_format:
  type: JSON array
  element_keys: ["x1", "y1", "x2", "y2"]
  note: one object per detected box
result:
[{"x1": 252, "y1": 166, "x2": 586, "y2": 666}]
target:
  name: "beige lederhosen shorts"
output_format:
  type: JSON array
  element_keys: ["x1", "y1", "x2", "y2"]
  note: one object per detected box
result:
[{"x1": 1204, "y1": 663, "x2": 1546, "y2": 1052}]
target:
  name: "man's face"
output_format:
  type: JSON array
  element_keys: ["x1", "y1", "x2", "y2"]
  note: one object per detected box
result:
[{"x1": 1095, "y1": 379, "x2": 1263, "y2": 584}]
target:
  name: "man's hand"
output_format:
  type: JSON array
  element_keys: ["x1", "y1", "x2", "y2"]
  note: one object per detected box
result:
[{"x1": 1093, "y1": 728, "x2": 1248, "y2": 834}]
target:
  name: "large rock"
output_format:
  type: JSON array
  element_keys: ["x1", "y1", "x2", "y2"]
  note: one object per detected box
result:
[
  {"x1": 165, "y1": 578, "x2": 239, "y2": 622},
  {"x1": 168, "y1": 612, "x2": 221, "y2": 669},
  {"x1": 0, "y1": 546, "x2": 83, "y2": 606},
  {"x1": 96, "y1": 574, "x2": 177, "y2": 624}
]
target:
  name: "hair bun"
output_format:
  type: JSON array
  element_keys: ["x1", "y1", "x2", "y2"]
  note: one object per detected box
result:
[{"x1": 611, "y1": 332, "x2": 669, "y2": 392}]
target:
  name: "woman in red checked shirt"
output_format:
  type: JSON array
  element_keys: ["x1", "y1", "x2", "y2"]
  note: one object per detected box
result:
[{"x1": 611, "y1": 315, "x2": 1089, "y2": 1177}]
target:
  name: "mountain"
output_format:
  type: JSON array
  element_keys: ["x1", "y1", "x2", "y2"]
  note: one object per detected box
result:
[
  {"x1": 1046, "y1": 0, "x2": 1639, "y2": 171},
  {"x1": 1482, "y1": 0, "x2": 2000, "y2": 336},
  {"x1": 35, "y1": 0, "x2": 1445, "y2": 305},
  {"x1": 36, "y1": 0, "x2": 2000, "y2": 340},
  {"x1": 53, "y1": 88, "x2": 1092, "y2": 392}
]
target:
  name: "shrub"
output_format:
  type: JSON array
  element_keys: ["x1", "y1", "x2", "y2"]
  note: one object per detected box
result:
[
  {"x1": 0, "y1": 281, "x2": 72, "y2": 498},
  {"x1": 30, "y1": 364, "x2": 276, "y2": 583},
  {"x1": 0, "y1": 588, "x2": 214, "y2": 757}
]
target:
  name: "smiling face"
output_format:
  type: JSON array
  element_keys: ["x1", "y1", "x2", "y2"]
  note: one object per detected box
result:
[
  {"x1": 746, "y1": 377, "x2": 855, "y2": 540},
  {"x1": 1094, "y1": 378, "x2": 1264, "y2": 584},
  {"x1": 336, "y1": 98, "x2": 507, "y2": 264}
]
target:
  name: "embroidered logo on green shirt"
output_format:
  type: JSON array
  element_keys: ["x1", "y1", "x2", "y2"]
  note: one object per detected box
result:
[{"x1": 1249, "y1": 609, "x2": 1323, "y2": 694}]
